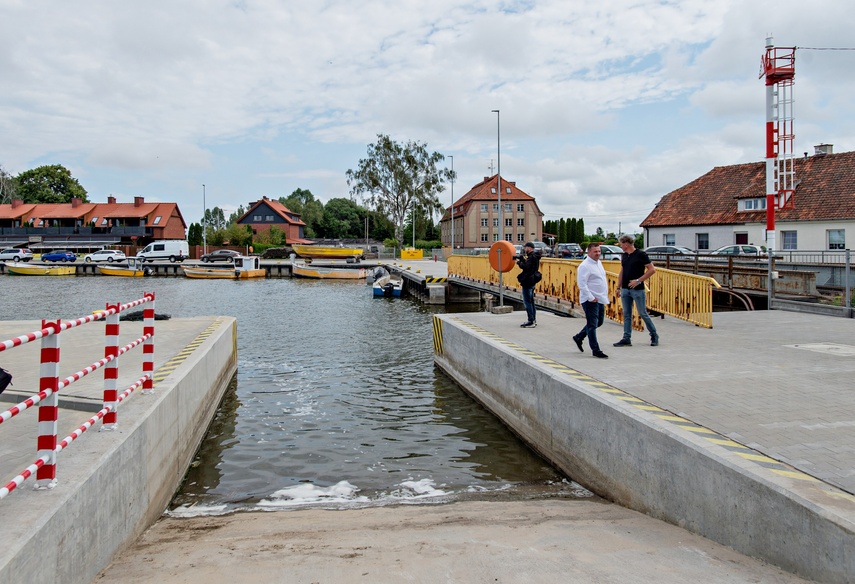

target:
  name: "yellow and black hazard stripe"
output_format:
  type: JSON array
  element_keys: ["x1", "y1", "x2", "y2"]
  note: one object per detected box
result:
[{"x1": 151, "y1": 318, "x2": 229, "y2": 387}]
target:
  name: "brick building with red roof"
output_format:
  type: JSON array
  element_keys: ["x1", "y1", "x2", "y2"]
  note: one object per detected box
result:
[
  {"x1": 0, "y1": 195, "x2": 186, "y2": 250},
  {"x1": 641, "y1": 145, "x2": 854, "y2": 251},
  {"x1": 235, "y1": 196, "x2": 312, "y2": 244},
  {"x1": 440, "y1": 175, "x2": 544, "y2": 249}
]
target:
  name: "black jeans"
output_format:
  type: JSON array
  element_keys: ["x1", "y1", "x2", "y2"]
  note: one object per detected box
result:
[{"x1": 577, "y1": 300, "x2": 605, "y2": 352}]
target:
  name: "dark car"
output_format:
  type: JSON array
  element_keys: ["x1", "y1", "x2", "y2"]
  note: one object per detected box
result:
[
  {"x1": 200, "y1": 249, "x2": 241, "y2": 263},
  {"x1": 555, "y1": 243, "x2": 583, "y2": 259},
  {"x1": 644, "y1": 245, "x2": 697, "y2": 257},
  {"x1": 41, "y1": 250, "x2": 77, "y2": 262}
]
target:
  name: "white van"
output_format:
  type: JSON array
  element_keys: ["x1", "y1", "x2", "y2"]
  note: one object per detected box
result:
[{"x1": 138, "y1": 240, "x2": 189, "y2": 263}]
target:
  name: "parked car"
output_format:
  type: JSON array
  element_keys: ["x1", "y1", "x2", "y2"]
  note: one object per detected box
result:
[
  {"x1": 200, "y1": 249, "x2": 241, "y2": 263},
  {"x1": 555, "y1": 243, "x2": 583, "y2": 259},
  {"x1": 709, "y1": 244, "x2": 767, "y2": 257},
  {"x1": 644, "y1": 245, "x2": 697, "y2": 258},
  {"x1": 532, "y1": 241, "x2": 553, "y2": 257},
  {"x1": 84, "y1": 249, "x2": 127, "y2": 263},
  {"x1": 138, "y1": 240, "x2": 189, "y2": 263},
  {"x1": 0, "y1": 247, "x2": 34, "y2": 262},
  {"x1": 599, "y1": 244, "x2": 624, "y2": 261},
  {"x1": 41, "y1": 250, "x2": 77, "y2": 262}
]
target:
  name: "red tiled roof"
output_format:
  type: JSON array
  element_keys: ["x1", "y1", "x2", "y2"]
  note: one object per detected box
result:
[
  {"x1": 641, "y1": 150, "x2": 855, "y2": 227},
  {"x1": 443, "y1": 174, "x2": 543, "y2": 220},
  {"x1": 238, "y1": 197, "x2": 307, "y2": 226}
]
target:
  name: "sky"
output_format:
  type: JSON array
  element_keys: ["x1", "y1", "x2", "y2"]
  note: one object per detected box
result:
[{"x1": 2, "y1": 0, "x2": 855, "y2": 237}]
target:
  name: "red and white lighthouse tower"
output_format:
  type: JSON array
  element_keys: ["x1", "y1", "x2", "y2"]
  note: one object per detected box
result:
[{"x1": 760, "y1": 36, "x2": 796, "y2": 253}]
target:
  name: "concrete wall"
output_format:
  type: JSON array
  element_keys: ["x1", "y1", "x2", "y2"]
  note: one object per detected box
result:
[
  {"x1": 434, "y1": 315, "x2": 855, "y2": 584},
  {"x1": 0, "y1": 318, "x2": 237, "y2": 584}
]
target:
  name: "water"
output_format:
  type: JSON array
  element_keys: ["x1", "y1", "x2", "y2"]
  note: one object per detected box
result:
[{"x1": 1, "y1": 275, "x2": 588, "y2": 513}]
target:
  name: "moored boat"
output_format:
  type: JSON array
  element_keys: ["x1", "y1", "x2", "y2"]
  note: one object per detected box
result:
[
  {"x1": 5, "y1": 262, "x2": 76, "y2": 276},
  {"x1": 292, "y1": 264, "x2": 366, "y2": 279},
  {"x1": 371, "y1": 267, "x2": 403, "y2": 297},
  {"x1": 292, "y1": 244, "x2": 363, "y2": 261},
  {"x1": 182, "y1": 256, "x2": 266, "y2": 280},
  {"x1": 97, "y1": 257, "x2": 151, "y2": 277}
]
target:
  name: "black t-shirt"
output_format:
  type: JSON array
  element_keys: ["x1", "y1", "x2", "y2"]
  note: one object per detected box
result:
[{"x1": 620, "y1": 249, "x2": 651, "y2": 288}]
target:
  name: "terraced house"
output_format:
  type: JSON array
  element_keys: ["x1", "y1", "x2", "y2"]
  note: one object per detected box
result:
[{"x1": 641, "y1": 145, "x2": 853, "y2": 252}]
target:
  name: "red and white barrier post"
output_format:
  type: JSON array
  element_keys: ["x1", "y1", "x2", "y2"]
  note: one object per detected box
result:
[
  {"x1": 102, "y1": 303, "x2": 120, "y2": 430},
  {"x1": 142, "y1": 292, "x2": 155, "y2": 395},
  {"x1": 35, "y1": 320, "x2": 61, "y2": 489}
]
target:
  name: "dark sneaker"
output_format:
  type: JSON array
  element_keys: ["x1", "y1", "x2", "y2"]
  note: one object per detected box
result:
[
  {"x1": 572, "y1": 335, "x2": 584, "y2": 352},
  {"x1": 651, "y1": 335, "x2": 659, "y2": 347},
  {"x1": 521, "y1": 321, "x2": 537, "y2": 328},
  {"x1": 592, "y1": 351, "x2": 609, "y2": 359},
  {"x1": 613, "y1": 338, "x2": 632, "y2": 347}
]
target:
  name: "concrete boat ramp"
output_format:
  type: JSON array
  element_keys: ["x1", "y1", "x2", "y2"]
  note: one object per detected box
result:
[{"x1": 2, "y1": 306, "x2": 854, "y2": 583}]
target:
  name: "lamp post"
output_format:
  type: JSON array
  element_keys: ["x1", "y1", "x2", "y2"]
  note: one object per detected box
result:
[
  {"x1": 202, "y1": 184, "x2": 207, "y2": 256},
  {"x1": 492, "y1": 109, "x2": 504, "y2": 306},
  {"x1": 449, "y1": 155, "x2": 454, "y2": 252}
]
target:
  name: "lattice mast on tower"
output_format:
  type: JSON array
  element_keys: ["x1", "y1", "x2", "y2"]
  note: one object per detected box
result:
[{"x1": 760, "y1": 36, "x2": 796, "y2": 253}]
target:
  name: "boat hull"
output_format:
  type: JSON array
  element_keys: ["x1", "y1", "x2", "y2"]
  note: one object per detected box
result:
[
  {"x1": 97, "y1": 265, "x2": 146, "y2": 277},
  {"x1": 182, "y1": 267, "x2": 238, "y2": 279},
  {"x1": 5, "y1": 262, "x2": 76, "y2": 276},
  {"x1": 372, "y1": 281, "x2": 403, "y2": 297},
  {"x1": 292, "y1": 245, "x2": 363, "y2": 260},
  {"x1": 293, "y1": 265, "x2": 366, "y2": 279}
]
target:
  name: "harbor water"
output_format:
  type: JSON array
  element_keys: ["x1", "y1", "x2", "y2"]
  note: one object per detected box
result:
[{"x1": 1, "y1": 275, "x2": 590, "y2": 514}]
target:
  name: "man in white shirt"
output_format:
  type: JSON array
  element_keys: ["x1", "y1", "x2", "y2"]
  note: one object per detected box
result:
[{"x1": 572, "y1": 242, "x2": 609, "y2": 358}]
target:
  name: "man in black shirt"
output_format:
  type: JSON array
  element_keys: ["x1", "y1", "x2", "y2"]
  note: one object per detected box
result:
[
  {"x1": 516, "y1": 242, "x2": 540, "y2": 328},
  {"x1": 613, "y1": 235, "x2": 659, "y2": 347}
]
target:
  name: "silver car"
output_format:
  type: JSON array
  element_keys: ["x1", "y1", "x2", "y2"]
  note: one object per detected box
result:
[
  {"x1": 0, "y1": 247, "x2": 34, "y2": 262},
  {"x1": 84, "y1": 249, "x2": 127, "y2": 263}
]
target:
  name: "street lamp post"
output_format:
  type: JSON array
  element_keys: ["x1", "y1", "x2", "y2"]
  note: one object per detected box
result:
[
  {"x1": 492, "y1": 109, "x2": 504, "y2": 306},
  {"x1": 449, "y1": 155, "x2": 454, "y2": 252},
  {"x1": 202, "y1": 184, "x2": 207, "y2": 256}
]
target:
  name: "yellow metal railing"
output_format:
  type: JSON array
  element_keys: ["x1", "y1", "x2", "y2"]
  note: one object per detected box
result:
[{"x1": 448, "y1": 256, "x2": 721, "y2": 329}]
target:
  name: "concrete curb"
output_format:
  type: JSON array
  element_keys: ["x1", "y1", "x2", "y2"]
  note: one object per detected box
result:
[{"x1": 434, "y1": 314, "x2": 855, "y2": 583}]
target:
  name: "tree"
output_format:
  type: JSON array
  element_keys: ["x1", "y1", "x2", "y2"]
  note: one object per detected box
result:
[
  {"x1": 319, "y1": 197, "x2": 364, "y2": 239},
  {"x1": 188, "y1": 223, "x2": 203, "y2": 246},
  {"x1": 16, "y1": 164, "x2": 88, "y2": 204},
  {"x1": 0, "y1": 164, "x2": 16, "y2": 204},
  {"x1": 346, "y1": 134, "x2": 451, "y2": 247},
  {"x1": 280, "y1": 189, "x2": 323, "y2": 238}
]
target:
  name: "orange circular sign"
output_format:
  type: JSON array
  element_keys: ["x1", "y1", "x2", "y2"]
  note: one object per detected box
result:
[{"x1": 489, "y1": 240, "x2": 517, "y2": 272}]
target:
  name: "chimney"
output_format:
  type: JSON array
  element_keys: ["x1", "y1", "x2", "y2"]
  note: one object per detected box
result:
[
  {"x1": 11, "y1": 199, "x2": 23, "y2": 208},
  {"x1": 72, "y1": 197, "x2": 82, "y2": 207},
  {"x1": 134, "y1": 196, "x2": 144, "y2": 207},
  {"x1": 814, "y1": 144, "x2": 833, "y2": 156},
  {"x1": 107, "y1": 196, "x2": 116, "y2": 204}
]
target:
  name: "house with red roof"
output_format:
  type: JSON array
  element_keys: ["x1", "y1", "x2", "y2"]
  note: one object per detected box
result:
[
  {"x1": 0, "y1": 195, "x2": 186, "y2": 250},
  {"x1": 235, "y1": 196, "x2": 312, "y2": 244},
  {"x1": 440, "y1": 175, "x2": 544, "y2": 249},
  {"x1": 641, "y1": 145, "x2": 854, "y2": 252}
]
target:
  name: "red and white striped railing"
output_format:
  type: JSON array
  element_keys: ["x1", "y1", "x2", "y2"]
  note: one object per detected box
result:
[{"x1": 0, "y1": 292, "x2": 156, "y2": 499}]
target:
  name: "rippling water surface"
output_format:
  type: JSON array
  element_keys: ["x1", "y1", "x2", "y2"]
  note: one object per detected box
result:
[{"x1": 2, "y1": 274, "x2": 587, "y2": 512}]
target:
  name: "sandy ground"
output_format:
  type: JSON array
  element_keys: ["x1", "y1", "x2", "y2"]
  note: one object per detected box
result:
[{"x1": 95, "y1": 500, "x2": 812, "y2": 584}]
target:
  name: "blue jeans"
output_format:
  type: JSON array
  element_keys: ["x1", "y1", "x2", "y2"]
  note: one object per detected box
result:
[
  {"x1": 621, "y1": 287, "x2": 658, "y2": 340},
  {"x1": 522, "y1": 286, "x2": 536, "y2": 323},
  {"x1": 577, "y1": 300, "x2": 604, "y2": 352}
]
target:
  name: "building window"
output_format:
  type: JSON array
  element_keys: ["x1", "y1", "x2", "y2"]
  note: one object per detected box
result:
[
  {"x1": 505, "y1": 218, "x2": 512, "y2": 227},
  {"x1": 504, "y1": 203, "x2": 511, "y2": 212},
  {"x1": 696, "y1": 233, "x2": 709, "y2": 250},
  {"x1": 493, "y1": 219, "x2": 499, "y2": 227},
  {"x1": 253, "y1": 215, "x2": 262, "y2": 221},
  {"x1": 664, "y1": 234, "x2": 675, "y2": 246},
  {"x1": 101, "y1": 218, "x2": 109, "y2": 225},
  {"x1": 493, "y1": 233, "x2": 499, "y2": 242},
  {"x1": 517, "y1": 234, "x2": 525, "y2": 242},
  {"x1": 744, "y1": 198, "x2": 767, "y2": 211},
  {"x1": 828, "y1": 229, "x2": 845, "y2": 250},
  {"x1": 481, "y1": 219, "x2": 488, "y2": 227},
  {"x1": 481, "y1": 233, "x2": 489, "y2": 242},
  {"x1": 90, "y1": 216, "x2": 98, "y2": 225},
  {"x1": 492, "y1": 204, "x2": 499, "y2": 212},
  {"x1": 265, "y1": 215, "x2": 273, "y2": 221},
  {"x1": 517, "y1": 204, "x2": 524, "y2": 212},
  {"x1": 506, "y1": 187, "x2": 511, "y2": 194},
  {"x1": 153, "y1": 216, "x2": 162, "y2": 225},
  {"x1": 505, "y1": 234, "x2": 513, "y2": 241},
  {"x1": 781, "y1": 231, "x2": 797, "y2": 250},
  {"x1": 491, "y1": 188, "x2": 496, "y2": 194},
  {"x1": 481, "y1": 204, "x2": 488, "y2": 212},
  {"x1": 517, "y1": 218, "x2": 524, "y2": 227}
]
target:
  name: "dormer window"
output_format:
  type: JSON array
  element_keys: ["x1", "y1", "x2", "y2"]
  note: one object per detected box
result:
[{"x1": 743, "y1": 198, "x2": 767, "y2": 211}]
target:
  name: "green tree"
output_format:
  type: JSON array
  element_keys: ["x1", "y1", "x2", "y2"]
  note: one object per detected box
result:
[
  {"x1": 346, "y1": 134, "x2": 451, "y2": 247},
  {"x1": 188, "y1": 223, "x2": 203, "y2": 246},
  {"x1": 227, "y1": 205, "x2": 246, "y2": 225},
  {"x1": 16, "y1": 164, "x2": 88, "y2": 204},
  {"x1": 319, "y1": 197, "x2": 364, "y2": 239},
  {"x1": 280, "y1": 189, "x2": 323, "y2": 238},
  {"x1": 0, "y1": 164, "x2": 16, "y2": 204}
]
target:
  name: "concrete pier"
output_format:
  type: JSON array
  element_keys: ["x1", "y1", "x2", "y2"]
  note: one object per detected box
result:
[{"x1": 0, "y1": 316, "x2": 237, "y2": 584}]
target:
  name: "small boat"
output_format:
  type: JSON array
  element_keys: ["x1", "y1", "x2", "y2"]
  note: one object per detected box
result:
[
  {"x1": 182, "y1": 256, "x2": 266, "y2": 280},
  {"x1": 98, "y1": 257, "x2": 152, "y2": 277},
  {"x1": 371, "y1": 267, "x2": 403, "y2": 297},
  {"x1": 292, "y1": 264, "x2": 366, "y2": 279},
  {"x1": 5, "y1": 262, "x2": 76, "y2": 276},
  {"x1": 292, "y1": 244, "x2": 364, "y2": 261}
]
